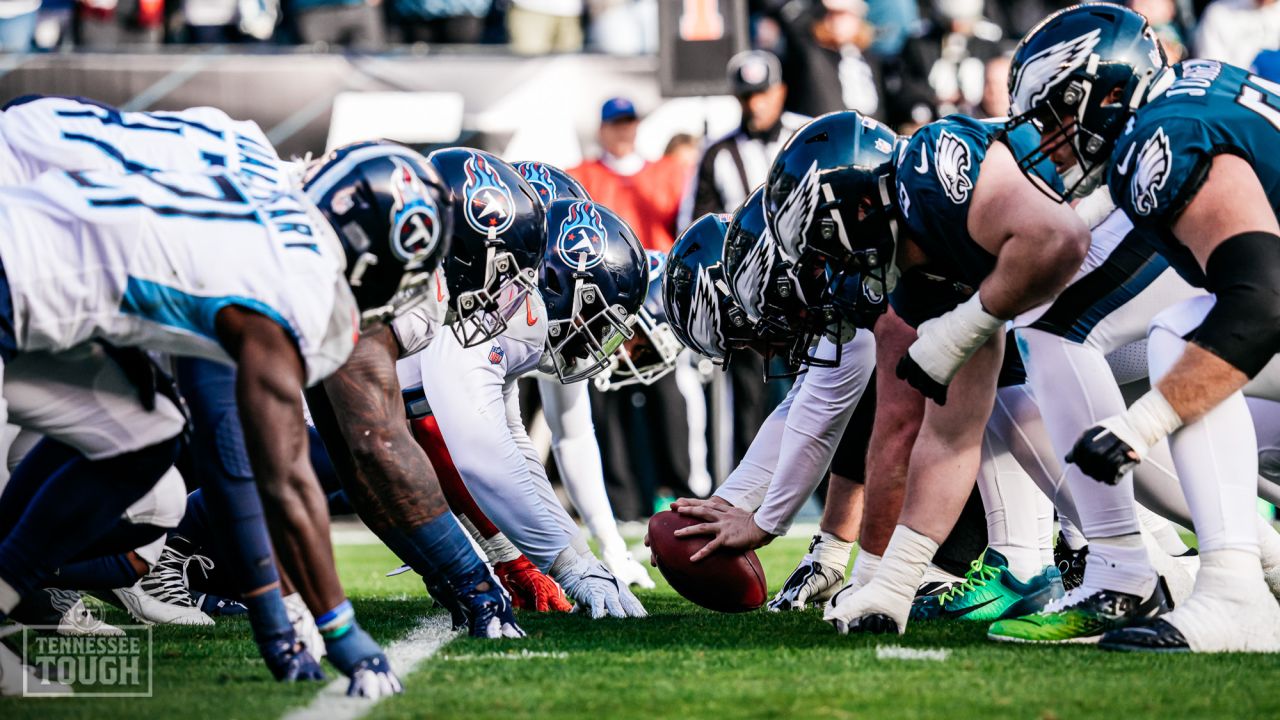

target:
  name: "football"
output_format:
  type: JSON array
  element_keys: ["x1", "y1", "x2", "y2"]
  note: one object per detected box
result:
[{"x1": 646, "y1": 510, "x2": 768, "y2": 613}]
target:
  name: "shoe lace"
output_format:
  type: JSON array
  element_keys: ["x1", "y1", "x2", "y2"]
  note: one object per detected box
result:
[
  {"x1": 141, "y1": 549, "x2": 213, "y2": 607},
  {"x1": 937, "y1": 558, "x2": 996, "y2": 604}
]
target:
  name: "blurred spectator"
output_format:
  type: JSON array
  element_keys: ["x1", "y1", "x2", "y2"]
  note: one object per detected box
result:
[
  {"x1": 33, "y1": 0, "x2": 72, "y2": 49},
  {"x1": 1255, "y1": 48, "x2": 1280, "y2": 80},
  {"x1": 680, "y1": 49, "x2": 807, "y2": 463},
  {"x1": 977, "y1": 51, "x2": 1009, "y2": 118},
  {"x1": 663, "y1": 132, "x2": 700, "y2": 169},
  {"x1": 569, "y1": 97, "x2": 688, "y2": 253},
  {"x1": 1194, "y1": 0, "x2": 1280, "y2": 69},
  {"x1": 0, "y1": 0, "x2": 39, "y2": 50},
  {"x1": 587, "y1": 0, "x2": 655, "y2": 55},
  {"x1": 394, "y1": 0, "x2": 490, "y2": 43},
  {"x1": 1129, "y1": 0, "x2": 1187, "y2": 61},
  {"x1": 571, "y1": 99, "x2": 701, "y2": 518},
  {"x1": 506, "y1": 0, "x2": 581, "y2": 54},
  {"x1": 865, "y1": 0, "x2": 917, "y2": 55},
  {"x1": 893, "y1": 0, "x2": 1002, "y2": 129},
  {"x1": 76, "y1": 0, "x2": 164, "y2": 47},
  {"x1": 983, "y1": 0, "x2": 1069, "y2": 39},
  {"x1": 292, "y1": 0, "x2": 384, "y2": 48},
  {"x1": 184, "y1": 0, "x2": 276, "y2": 42},
  {"x1": 768, "y1": 0, "x2": 883, "y2": 118}
]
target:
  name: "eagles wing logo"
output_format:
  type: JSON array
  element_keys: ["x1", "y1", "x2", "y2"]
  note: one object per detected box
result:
[
  {"x1": 389, "y1": 159, "x2": 442, "y2": 265},
  {"x1": 935, "y1": 130, "x2": 974, "y2": 204},
  {"x1": 688, "y1": 264, "x2": 725, "y2": 356},
  {"x1": 556, "y1": 201, "x2": 608, "y2": 270},
  {"x1": 772, "y1": 159, "x2": 822, "y2": 262},
  {"x1": 1009, "y1": 29, "x2": 1102, "y2": 114},
  {"x1": 731, "y1": 226, "x2": 775, "y2": 320},
  {"x1": 462, "y1": 153, "x2": 515, "y2": 235},
  {"x1": 1130, "y1": 127, "x2": 1172, "y2": 216},
  {"x1": 517, "y1": 161, "x2": 556, "y2": 205}
]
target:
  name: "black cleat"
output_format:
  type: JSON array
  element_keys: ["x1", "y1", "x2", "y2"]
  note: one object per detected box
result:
[
  {"x1": 1099, "y1": 618, "x2": 1191, "y2": 653},
  {"x1": 1054, "y1": 533, "x2": 1088, "y2": 591}
]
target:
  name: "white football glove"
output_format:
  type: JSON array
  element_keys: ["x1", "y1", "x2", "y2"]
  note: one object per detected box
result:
[
  {"x1": 602, "y1": 548, "x2": 656, "y2": 590},
  {"x1": 550, "y1": 547, "x2": 647, "y2": 619},
  {"x1": 768, "y1": 533, "x2": 852, "y2": 611}
]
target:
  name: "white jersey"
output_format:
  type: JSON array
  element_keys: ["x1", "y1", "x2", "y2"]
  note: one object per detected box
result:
[
  {"x1": 0, "y1": 96, "x2": 294, "y2": 194},
  {"x1": 0, "y1": 168, "x2": 357, "y2": 386}
]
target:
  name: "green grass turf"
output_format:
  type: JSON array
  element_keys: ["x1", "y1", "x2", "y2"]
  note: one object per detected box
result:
[{"x1": 4, "y1": 537, "x2": 1280, "y2": 719}]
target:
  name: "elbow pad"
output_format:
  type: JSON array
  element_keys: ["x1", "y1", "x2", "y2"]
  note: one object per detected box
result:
[{"x1": 1190, "y1": 231, "x2": 1280, "y2": 378}]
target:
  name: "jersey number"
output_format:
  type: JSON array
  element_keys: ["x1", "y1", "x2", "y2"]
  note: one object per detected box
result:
[{"x1": 1236, "y1": 74, "x2": 1280, "y2": 132}]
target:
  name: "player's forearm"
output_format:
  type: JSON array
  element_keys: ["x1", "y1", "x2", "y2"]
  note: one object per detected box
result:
[{"x1": 980, "y1": 231, "x2": 1087, "y2": 319}]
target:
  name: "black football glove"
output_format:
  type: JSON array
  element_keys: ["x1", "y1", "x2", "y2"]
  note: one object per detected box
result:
[
  {"x1": 1066, "y1": 425, "x2": 1137, "y2": 486},
  {"x1": 896, "y1": 353, "x2": 949, "y2": 405}
]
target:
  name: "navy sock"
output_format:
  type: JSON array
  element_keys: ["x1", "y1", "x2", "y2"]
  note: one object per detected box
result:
[
  {"x1": 404, "y1": 512, "x2": 491, "y2": 593},
  {"x1": 246, "y1": 586, "x2": 294, "y2": 645},
  {"x1": 318, "y1": 600, "x2": 381, "y2": 675},
  {"x1": 0, "y1": 436, "x2": 178, "y2": 613},
  {"x1": 53, "y1": 552, "x2": 142, "y2": 590}
]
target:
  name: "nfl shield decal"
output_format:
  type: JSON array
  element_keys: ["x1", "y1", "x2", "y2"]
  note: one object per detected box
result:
[
  {"x1": 518, "y1": 162, "x2": 556, "y2": 205},
  {"x1": 557, "y1": 201, "x2": 608, "y2": 270},
  {"x1": 488, "y1": 344, "x2": 505, "y2": 364},
  {"x1": 462, "y1": 153, "x2": 515, "y2": 235},
  {"x1": 388, "y1": 158, "x2": 442, "y2": 264}
]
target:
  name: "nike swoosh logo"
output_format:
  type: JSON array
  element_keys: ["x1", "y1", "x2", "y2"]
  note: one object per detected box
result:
[
  {"x1": 1115, "y1": 143, "x2": 1135, "y2": 176},
  {"x1": 914, "y1": 149, "x2": 929, "y2": 174},
  {"x1": 526, "y1": 297, "x2": 537, "y2": 326},
  {"x1": 939, "y1": 596, "x2": 1000, "y2": 619}
]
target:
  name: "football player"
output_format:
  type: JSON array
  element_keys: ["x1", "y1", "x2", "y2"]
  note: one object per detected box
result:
[
  {"x1": 1006, "y1": 2, "x2": 1280, "y2": 652},
  {"x1": 762, "y1": 110, "x2": 1089, "y2": 635},
  {"x1": 398, "y1": 196, "x2": 649, "y2": 619},
  {"x1": 0, "y1": 138, "x2": 441, "y2": 695}
]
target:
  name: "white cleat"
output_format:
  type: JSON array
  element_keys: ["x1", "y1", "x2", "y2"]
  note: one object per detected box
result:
[
  {"x1": 1160, "y1": 550, "x2": 1280, "y2": 653},
  {"x1": 284, "y1": 592, "x2": 326, "y2": 659},
  {"x1": 51, "y1": 591, "x2": 125, "y2": 637},
  {"x1": 1, "y1": 637, "x2": 73, "y2": 696},
  {"x1": 602, "y1": 549, "x2": 656, "y2": 590},
  {"x1": 113, "y1": 544, "x2": 215, "y2": 626}
]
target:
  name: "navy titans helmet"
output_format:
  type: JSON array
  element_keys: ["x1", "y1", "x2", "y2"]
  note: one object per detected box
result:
[
  {"x1": 593, "y1": 250, "x2": 682, "y2": 391},
  {"x1": 765, "y1": 111, "x2": 899, "y2": 327},
  {"x1": 539, "y1": 199, "x2": 648, "y2": 383},
  {"x1": 663, "y1": 213, "x2": 760, "y2": 365},
  {"x1": 513, "y1": 161, "x2": 589, "y2": 204},
  {"x1": 427, "y1": 148, "x2": 546, "y2": 347},
  {"x1": 303, "y1": 140, "x2": 452, "y2": 328},
  {"x1": 1007, "y1": 4, "x2": 1166, "y2": 200},
  {"x1": 723, "y1": 186, "x2": 850, "y2": 375}
]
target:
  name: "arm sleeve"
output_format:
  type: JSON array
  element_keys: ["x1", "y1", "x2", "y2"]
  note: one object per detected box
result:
[
  {"x1": 418, "y1": 333, "x2": 577, "y2": 571},
  {"x1": 753, "y1": 332, "x2": 876, "y2": 535}
]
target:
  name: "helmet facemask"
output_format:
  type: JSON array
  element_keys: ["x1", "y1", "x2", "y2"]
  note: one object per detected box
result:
[
  {"x1": 449, "y1": 233, "x2": 540, "y2": 348},
  {"x1": 544, "y1": 265, "x2": 638, "y2": 384},
  {"x1": 593, "y1": 307, "x2": 681, "y2": 390}
]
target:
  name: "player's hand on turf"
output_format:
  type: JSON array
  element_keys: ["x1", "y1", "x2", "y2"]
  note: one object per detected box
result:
[
  {"x1": 344, "y1": 654, "x2": 402, "y2": 699},
  {"x1": 823, "y1": 582, "x2": 909, "y2": 636},
  {"x1": 1067, "y1": 422, "x2": 1141, "y2": 485},
  {"x1": 768, "y1": 554, "x2": 845, "y2": 612},
  {"x1": 259, "y1": 637, "x2": 327, "y2": 682},
  {"x1": 461, "y1": 578, "x2": 527, "y2": 639},
  {"x1": 551, "y1": 549, "x2": 647, "y2": 619},
  {"x1": 494, "y1": 555, "x2": 572, "y2": 612},
  {"x1": 673, "y1": 503, "x2": 774, "y2": 562}
]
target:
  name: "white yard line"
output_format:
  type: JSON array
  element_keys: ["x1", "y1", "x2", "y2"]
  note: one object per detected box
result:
[
  {"x1": 875, "y1": 645, "x2": 950, "y2": 662},
  {"x1": 281, "y1": 613, "x2": 458, "y2": 720}
]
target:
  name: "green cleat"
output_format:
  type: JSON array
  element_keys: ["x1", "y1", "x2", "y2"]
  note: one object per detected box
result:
[
  {"x1": 909, "y1": 549, "x2": 1064, "y2": 623},
  {"x1": 987, "y1": 578, "x2": 1172, "y2": 644}
]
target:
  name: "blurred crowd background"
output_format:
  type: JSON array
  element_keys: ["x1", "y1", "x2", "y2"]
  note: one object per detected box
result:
[{"x1": 1, "y1": 0, "x2": 1278, "y2": 524}]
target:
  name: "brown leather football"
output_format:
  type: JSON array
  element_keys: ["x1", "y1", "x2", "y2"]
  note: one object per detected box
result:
[{"x1": 647, "y1": 510, "x2": 767, "y2": 613}]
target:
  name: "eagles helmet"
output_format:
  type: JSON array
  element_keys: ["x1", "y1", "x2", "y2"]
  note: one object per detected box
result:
[
  {"x1": 427, "y1": 148, "x2": 546, "y2": 347},
  {"x1": 513, "y1": 161, "x2": 590, "y2": 204},
  {"x1": 539, "y1": 200, "x2": 648, "y2": 384},
  {"x1": 663, "y1": 213, "x2": 762, "y2": 365},
  {"x1": 303, "y1": 140, "x2": 451, "y2": 328},
  {"x1": 1007, "y1": 3, "x2": 1167, "y2": 200},
  {"x1": 764, "y1": 111, "x2": 899, "y2": 328},
  {"x1": 593, "y1": 250, "x2": 682, "y2": 391}
]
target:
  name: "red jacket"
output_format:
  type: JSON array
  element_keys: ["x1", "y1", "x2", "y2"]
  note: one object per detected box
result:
[{"x1": 569, "y1": 157, "x2": 690, "y2": 253}]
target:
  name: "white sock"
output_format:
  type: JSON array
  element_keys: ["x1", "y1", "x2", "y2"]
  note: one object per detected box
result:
[
  {"x1": 1136, "y1": 504, "x2": 1191, "y2": 556},
  {"x1": 1058, "y1": 517, "x2": 1088, "y2": 550},
  {"x1": 1257, "y1": 515, "x2": 1280, "y2": 572},
  {"x1": 1083, "y1": 533, "x2": 1156, "y2": 597},
  {"x1": 977, "y1": 431, "x2": 1043, "y2": 580},
  {"x1": 850, "y1": 549, "x2": 881, "y2": 590},
  {"x1": 1037, "y1": 490, "x2": 1055, "y2": 568}
]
